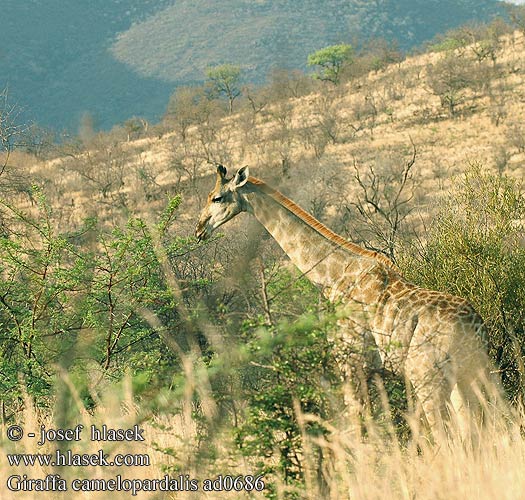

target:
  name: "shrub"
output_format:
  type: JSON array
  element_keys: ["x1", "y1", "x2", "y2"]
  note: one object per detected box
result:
[
  {"x1": 426, "y1": 53, "x2": 475, "y2": 116},
  {"x1": 0, "y1": 190, "x2": 195, "y2": 417},
  {"x1": 400, "y1": 165, "x2": 525, "y2": 403}
]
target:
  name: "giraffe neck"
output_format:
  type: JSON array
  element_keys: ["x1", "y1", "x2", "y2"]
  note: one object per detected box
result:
[{"x1": 242, "y1": 178, "x2": 380, "y2": 290}]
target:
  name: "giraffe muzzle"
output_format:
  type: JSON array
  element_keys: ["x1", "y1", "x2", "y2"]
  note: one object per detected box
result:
[{"x1": 195, "y1": 217, "x2": 211, "y2": 241}]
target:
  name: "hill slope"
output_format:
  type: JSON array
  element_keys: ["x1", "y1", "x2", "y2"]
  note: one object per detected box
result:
[
  {"x1": 18, "y1": 28, "x2": 523, "y2": 237},
  {"x1": 2, "y1": 0, "x2": 173, "y2": 132},
  {"x1": 2, "y1": 0, "x2": 508, "y2": 132},
  {"x1": 111, "y1": 0, "x2": 503, "y2": 82}
]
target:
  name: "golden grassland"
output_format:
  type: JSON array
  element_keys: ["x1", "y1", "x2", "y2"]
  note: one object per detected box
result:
[
  {"x1": 1, "y1": 30, "x2": 520, "y2": 258},
  {"x1": 2, "y1": 375, "x2": 525, "y2": 499}
]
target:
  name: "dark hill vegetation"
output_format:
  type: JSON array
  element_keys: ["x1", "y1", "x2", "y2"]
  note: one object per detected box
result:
[{"x1": 2, "y1": 0, "x2": 508, "y2": 132}]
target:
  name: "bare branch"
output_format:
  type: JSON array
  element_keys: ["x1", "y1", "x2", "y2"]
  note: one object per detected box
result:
[
  {"x1": 0, "y1": 88, "x2": 28, "y2": 176},
  {"x1": 344, "y1": 142, "x2": 419, "y2": 261}
]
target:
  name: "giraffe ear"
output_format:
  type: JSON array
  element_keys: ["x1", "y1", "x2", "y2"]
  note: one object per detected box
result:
[{"x1": 231, "y1": 166, "x2": 249, "y2": 190}]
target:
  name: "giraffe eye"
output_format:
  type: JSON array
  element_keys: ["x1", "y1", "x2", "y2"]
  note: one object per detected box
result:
[{"x1": 212, "y1": 196, "x2": 223, "y2": 203}]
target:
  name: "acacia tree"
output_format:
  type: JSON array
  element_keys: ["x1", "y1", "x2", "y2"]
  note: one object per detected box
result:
[
  {"x1": 164, "y1": 86, "x2": 206, "y2": 141},
  {"x1": 427, "y1": 53, "x2": 474, "y2": 117},
  {"x1": 123, "y1": 117, "x2": 148, "y2": 142},
  {"x1": 307, "y1": 44, "x2": 354, "y2": 85},
  {"x1": 205, "y1": 64, "x2": 242, "y2": 114},
  {"x1": 341, "y1": 143, "x2": 418, "y2": 262}
]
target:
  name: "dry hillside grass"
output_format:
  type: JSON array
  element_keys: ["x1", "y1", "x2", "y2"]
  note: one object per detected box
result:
[{"x1": 9, "y1": 30, "x2": 524, "y2": 240}]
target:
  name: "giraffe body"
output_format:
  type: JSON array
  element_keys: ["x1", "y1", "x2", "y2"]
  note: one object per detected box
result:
[{"x1": 196, "y1": 166, "x2": 496, "y2": 433}]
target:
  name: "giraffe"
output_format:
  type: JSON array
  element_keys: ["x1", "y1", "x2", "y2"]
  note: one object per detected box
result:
[{"x1": 195, "y1": 164, "x2": 498, "y2": 435}]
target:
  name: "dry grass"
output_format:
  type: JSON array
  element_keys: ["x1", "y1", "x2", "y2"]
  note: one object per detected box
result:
[{"x1": 1, "y1": 375, "x2": 524, "y2": 500}]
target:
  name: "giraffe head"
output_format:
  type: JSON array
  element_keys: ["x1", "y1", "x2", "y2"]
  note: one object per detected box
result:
[{"x1": 195, "y1": 165, "x2": 250, "y2": 241}]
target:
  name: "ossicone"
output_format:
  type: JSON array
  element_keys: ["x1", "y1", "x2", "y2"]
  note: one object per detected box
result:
[{"x1": 216, "y1": 164, "x2": 227, "y2": 178}]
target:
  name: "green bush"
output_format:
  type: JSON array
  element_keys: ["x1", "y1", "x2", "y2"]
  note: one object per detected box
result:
[
  {"x1": 400, "y1": 165, "x2": 525, "y2": 402},
  {"x1": 0, "y1": 188, "x2": 92, "y2": 414},
  {"x1": 236, "y1": 308, "x2": 337, "y2": 494},
  {"x1": 0, "y1": 190, "x2": 196, "y2": 416}
]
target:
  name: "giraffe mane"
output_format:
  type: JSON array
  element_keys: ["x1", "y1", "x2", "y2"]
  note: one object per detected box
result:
[{"x1": 247, "y1": 177, "x2": 398, "y2": 271}]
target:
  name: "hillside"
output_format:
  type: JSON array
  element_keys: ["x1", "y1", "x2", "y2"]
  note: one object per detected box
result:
[
  {"x1": 21, "y1": 28, "x2": 525, "y2": 240},
  {"x1": 111, "y1": 0, "x2": 504, "y2": 82},
  {"x1": 2, "y1": 0, "x2": 508, "y2": 132},
  {"x1": 2, "y1": 0, "x2": 173, "y2": 132}
]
